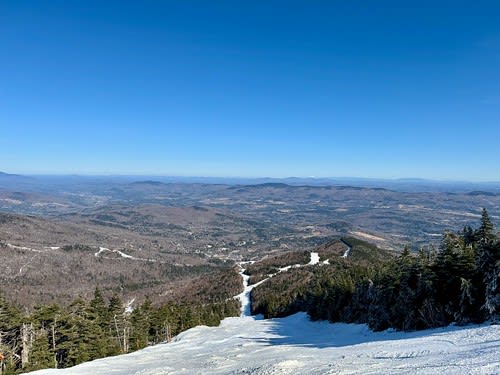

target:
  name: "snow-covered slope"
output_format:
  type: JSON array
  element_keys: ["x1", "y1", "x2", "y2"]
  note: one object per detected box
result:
[
  {"x1": 30, "y1": 252, "x2": 500, "y2": 374},
  {"x1": 30, "y1": 313, "x2": 499, "y2": 375}
]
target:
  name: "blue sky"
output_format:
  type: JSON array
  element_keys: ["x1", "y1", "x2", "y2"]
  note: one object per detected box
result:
[{"x1": 1, "y1": 1, "x2": 499, "y2": 180}]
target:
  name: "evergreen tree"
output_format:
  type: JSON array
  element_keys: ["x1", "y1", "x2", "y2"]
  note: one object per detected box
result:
[
  {"x1": 23, "y1": 329, "x2": 53, "y2": 372},
  {"x1": 462, "y1": 225, "x2": 475, "y2": 248},
  {"x1": 90, "y1": 287, "x2": 109, "y2": 328},
  {"x1": 0, "y1": 293, "x2": 22, "y2": 373},
  {"x1": 477, "y1": 208, "x2": 494, "y2": 244},
  {"x1": 480, "y1": 241, "x2": 500, "y2": 321},
  {"x1": 108, "y1": 295, "x2": 128, "y2": 353},
  {"x1": 58, "y1": 298, "x2": 107, "y2": 367},
  {"x1": 129, "y1": 301, "x2": 151, "y2": 351},
  {"x1": 31, "y1": 304, "x2": 61, "y2": 369}
]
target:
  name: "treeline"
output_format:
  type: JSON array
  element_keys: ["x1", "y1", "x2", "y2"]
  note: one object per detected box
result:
[
  {"x1": 0, "y1": 274, "x2": 241, "y2": 373},
  {"x1": 252, "y1": 209, "x2": 499, "y2": 331}
]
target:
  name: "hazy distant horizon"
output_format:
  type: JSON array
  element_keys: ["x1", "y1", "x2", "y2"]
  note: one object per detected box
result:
[{"x1": 2, "y1": 170, "x2": 500, "y2": 185}]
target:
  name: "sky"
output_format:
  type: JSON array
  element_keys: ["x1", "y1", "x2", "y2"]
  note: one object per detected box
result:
[{"x1": 1, "y1": 1, "x2": 499, "y2": 180}]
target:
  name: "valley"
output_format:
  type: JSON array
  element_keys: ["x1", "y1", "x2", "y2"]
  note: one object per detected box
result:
[
  {"x1": 1, "y1": 175, "x2": 499, "y2": 308},
  {"x1": 0, "y1": 175, "x2": 499, "y2": 374},
  {"x1": 28, "y1": 246, "x2": 500, "y2": 375}
]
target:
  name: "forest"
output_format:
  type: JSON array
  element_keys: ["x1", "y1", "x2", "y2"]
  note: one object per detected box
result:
[
  {"x1": 0, "y1": 210, "x2": 498, "y2": 374},
  {"x1": 251, "y1": 209, "x2": 499, "y2": 332},
  {"x1": 0, "y1": 270, "x2": 241, "y2": 374}
]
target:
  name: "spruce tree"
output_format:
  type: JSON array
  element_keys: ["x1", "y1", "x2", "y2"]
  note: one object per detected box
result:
[
  {"x1": 477, "y1": 208, "x2": 494, "y2": 244},
  {"x1": 24, "y1": 329, "x2": 53, "y2": 372},
  {"x1": 480, "y1": 241, "x2": 500, "y2": 321}
]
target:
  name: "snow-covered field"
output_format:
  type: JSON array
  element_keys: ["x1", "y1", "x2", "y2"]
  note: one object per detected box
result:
[
  {"x1": 29, "y1": 252, "x2": 500, "y2": 374},
  {"x1": 30, "y1": 313, "x2": 499, "y2": 375}
]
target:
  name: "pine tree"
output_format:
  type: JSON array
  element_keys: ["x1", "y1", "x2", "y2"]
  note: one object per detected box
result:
[
  {"x1": 480, "y1": 241, "x2": 500, "y2": 321},
  {"x1": 23, "y1": 329, "x2": 53, "y2": 372},
  {"x1": 58, "y1": 298, "x2": 107, "y2": 367},
  {"x1": 477, "y1": 208, "x2": 494, "y2": 244},
  {"x1": 0, "y1": 293, "x2": 22, "y2": 373},
  {"x1": 31, "y1": 304, "x2": 61, "y2": 369},
  {"x1": 90, "y1": 287, "x2": 109, "y2": 328},
  {"x1": 129, "y1": 300, "x2": 151, "y2": 351}
]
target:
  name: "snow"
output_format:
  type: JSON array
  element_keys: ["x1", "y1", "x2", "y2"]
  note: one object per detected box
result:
[
  {"x1": 94, "y1": 246, "x2": 157, "y2": 263},
  {"x1": 308, "y1": 252, "x2": 320, "y2": 265},
  {"x1": 234, "y1": 262, "x2": 267, "y2": 317},
  {"x1": 234, "y1": 251, "x2": 326, "y2": 317},
  {"x1": 7, "y1": 243, "x2": 61, "y2": 253},
  {"x1": 342, "y1": 242, "x2": 352, "y2": 258},
  {"x1": 28, "y1": 255, "x2": 500, "y2": 375},
  {"x1": 29, "y1": 313, "x2": 500, "y2": 375},
  {"x1": 114, "y1": 249, "x2": 135, "y2": 259},
  {"x1": 234, "y1": 266, "x2": 252, "y2": 317},
  {"x1": 94, "y1": 247, "x2": 106, "y2": 257},
  {"x1": 278, "y1": 264, "x2": 300, "y2": 272},
  {"x1": 125, "y1": 298, "x2": 136, "y2": 314},
  {"x1": 7, "y1": 243, "x2": 42, "y2": 253}
]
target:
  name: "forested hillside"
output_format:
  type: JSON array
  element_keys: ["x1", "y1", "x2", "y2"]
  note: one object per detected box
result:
[
  {"x1": 249, "y1": 209, "x2": 499, "y2": 331},
  {"x1": 0, "y1": 269, "x2": 241, "y2": 373},
  {"x1": 1, "y1": 210, "x2": 498, "y2": 374}
]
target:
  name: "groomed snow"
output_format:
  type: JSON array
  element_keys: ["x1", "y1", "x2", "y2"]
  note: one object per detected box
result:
[{"x1": 29, "y1": 313, "x2": 499, "y2": 375}]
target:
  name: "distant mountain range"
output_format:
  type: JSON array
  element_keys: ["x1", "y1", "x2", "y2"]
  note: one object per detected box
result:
[{"x1": 2, "y1": 172, "x2": 500, "y2": 194}]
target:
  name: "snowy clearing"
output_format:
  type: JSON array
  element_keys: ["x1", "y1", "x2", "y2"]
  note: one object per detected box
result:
[
  {"x1": 94, "y1": 246, "x2": 157, "y2": 263},
  {"x1": 7, "y1": 243, "x2": 43, "y2": 253},
  {"x1": 29, "y1": 313, "x2": 500, "y2": 375},
  {"x1": 308, "y1": 251, "x2": 320, "y2": 265}
]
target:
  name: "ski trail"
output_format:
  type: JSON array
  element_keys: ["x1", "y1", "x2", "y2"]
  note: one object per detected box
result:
[
  {"x1": 7, "y1": 243, "x2": 43, "y2": 253},
  {"x1": 235, "y1": 267, "x2": 252, "y2": 317},
  {"x1": 94, "y1": 246, "x2": 158, "y2": 263},
  {"x1": 235, "y1": 262, "x2": 267, "y2": 317},
  {"x1": 308, "y1": 252, "x2": 320, "y2": 265},
  {"x1": 235, "y1": 251, "x2": 324, "y2": 317},
  {"x1": 341, "y1": 240, "x2": 352, "y2": 258}
]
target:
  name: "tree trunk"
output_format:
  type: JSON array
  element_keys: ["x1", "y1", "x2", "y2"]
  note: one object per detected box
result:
[
  {"x1": 51, "y1": 318, "x2": 57, "y2": 368},
  {"x1": 21, "y1": 323, "x2": 33, "y2": 368},
  {"x1": 114, "y1": 315, "x2": 123, "y2": 352},
  {"x1": 123, "y1": 325, "x2": 129, "y2": 353}
]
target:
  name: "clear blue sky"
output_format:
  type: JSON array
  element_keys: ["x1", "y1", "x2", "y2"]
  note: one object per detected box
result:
[{"x1": 1, "y1": 1, "x2": 499, "y2": 180}]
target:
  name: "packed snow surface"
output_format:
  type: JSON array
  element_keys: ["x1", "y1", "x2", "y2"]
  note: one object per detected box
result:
[{"x1": 30, "y1": 313, "x2": 499, "y2": 375}]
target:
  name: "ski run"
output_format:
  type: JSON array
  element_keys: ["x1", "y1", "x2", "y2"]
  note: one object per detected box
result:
[{"x1": 30, "y1": 251, "x2": 500, "y2": 375}]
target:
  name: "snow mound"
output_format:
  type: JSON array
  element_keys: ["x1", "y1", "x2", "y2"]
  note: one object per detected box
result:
[{"x1": 29, "y1": 313, "x2": 500, "y2": 375}]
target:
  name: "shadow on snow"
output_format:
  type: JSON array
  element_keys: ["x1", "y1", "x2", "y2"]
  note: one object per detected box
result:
[{"x1": 244, "y1": 312, "x2": 492, "y2": 349}]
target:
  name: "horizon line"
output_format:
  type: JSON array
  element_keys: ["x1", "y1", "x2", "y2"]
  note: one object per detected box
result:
[{"x1": 2, "y1": 171, "x2": 500, "y2": 184}]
